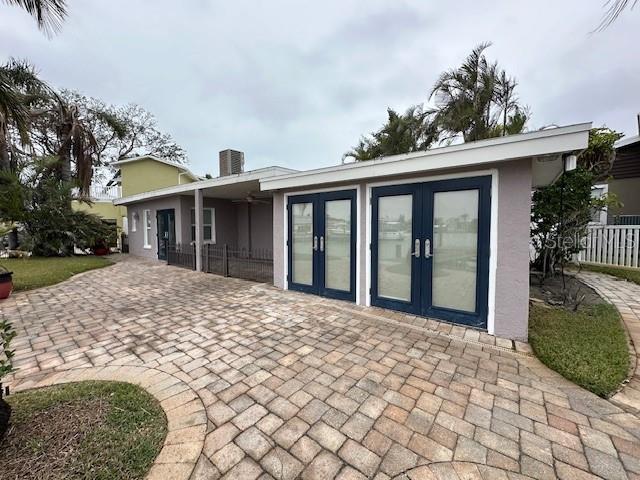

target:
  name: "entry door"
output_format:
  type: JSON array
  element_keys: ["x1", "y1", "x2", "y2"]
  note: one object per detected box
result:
[
  {"x1": 157, "y1": 209, "x2": 176, "y2": 261},
  {"x1": 288, "y1": 190, "x2": 356, "y2": 301},
  {"x1": 371, "y1": 176, "x2": 491, "y2": 328}
]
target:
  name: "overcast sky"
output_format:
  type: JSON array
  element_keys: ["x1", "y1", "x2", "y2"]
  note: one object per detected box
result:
[{"x1": 1, "y1": 1, "x2": 638, "y2": 176}]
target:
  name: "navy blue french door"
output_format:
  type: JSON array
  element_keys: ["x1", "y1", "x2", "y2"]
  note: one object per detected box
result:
[
  {"x1": 156, "y1": 209, "x2": 176, "y2": 261},
  {"x1": 371, "y1": 176, "x2": 491, "y2": 329},
  {"x1": 288, "y1": 190, "x2": 356, "y2": 302}
]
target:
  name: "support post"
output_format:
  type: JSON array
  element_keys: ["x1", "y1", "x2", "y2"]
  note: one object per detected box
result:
[{"x1": 195, "y1": 188, "x2": 204, "y2": 272}]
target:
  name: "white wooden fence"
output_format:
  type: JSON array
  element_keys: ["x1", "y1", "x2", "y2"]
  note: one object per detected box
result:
[{"x1": 579, "y1": 225, "x2": 640, "y2": 268}]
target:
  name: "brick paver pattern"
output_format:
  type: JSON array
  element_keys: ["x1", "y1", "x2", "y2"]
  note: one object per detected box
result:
[{"x1": 3, "y1": 257, "x2": 640, "y2": 479}]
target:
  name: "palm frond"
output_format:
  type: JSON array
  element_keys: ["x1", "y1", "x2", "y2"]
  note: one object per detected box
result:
[{"x1": 3, "y1": 0, "x2": 67, "y2": 35}]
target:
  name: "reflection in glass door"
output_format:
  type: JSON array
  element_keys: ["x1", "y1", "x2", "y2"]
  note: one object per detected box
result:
[
  {"x1": 288, "y1": 190, "x2": 356, "y2": 301},
  {"x1": 291, "y1": 203, "x2": 313, "y2": 286},
  {"x1": 371, "y1": 176, "x2": 491, "y2": 328},
  {"x1": 157, "y1": 209, "x2": 176, "y2": 261}
]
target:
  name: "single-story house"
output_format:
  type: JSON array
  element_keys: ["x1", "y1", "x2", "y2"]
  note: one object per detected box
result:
[{"x1": 114, "y1": 123, "x2": 591, "y2": 340}]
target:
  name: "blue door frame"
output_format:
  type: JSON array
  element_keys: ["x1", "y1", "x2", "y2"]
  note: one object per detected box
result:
[
  {"x1": 371, "y1": 176, "x2": 491, "y2": 329},
  {"x1": 156, "y1": 209, "x2": 175, "y2": 261},
  {"x1": 287, "y1": 190, "x2": 357, "y2": 302}
]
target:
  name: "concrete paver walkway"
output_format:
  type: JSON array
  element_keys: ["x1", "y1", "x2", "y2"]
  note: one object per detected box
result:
[{"x1": 3, "y1": 257, "x2": 640, "y2": 479}]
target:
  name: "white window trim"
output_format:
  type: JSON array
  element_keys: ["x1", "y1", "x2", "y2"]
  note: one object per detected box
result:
[
  {"x1": 191, "y1": 208, "x2": 216, "y2": 244},
  {"x1": 143, "y1": 209, "x2": 152, "y2": 249}
]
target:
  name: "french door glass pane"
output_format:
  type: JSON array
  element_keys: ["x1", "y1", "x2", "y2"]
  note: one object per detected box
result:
[
  {"x1": 325, "y1": 199, "x2": 351, "y2": 291},
  {"x1": 432, "y1": 189, "x2": 479, "y2": 312},
  {"x1": 377, "y1": 195, "x2": 413, "y2": 301},
  {"x1": 292, "y1": 202, "x2": 313, "y2": 285}
]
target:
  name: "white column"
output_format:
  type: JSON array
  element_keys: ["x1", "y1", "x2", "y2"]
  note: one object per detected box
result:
[{"x1": 195, "y1": 188, "x2": 204, "y2": 272}]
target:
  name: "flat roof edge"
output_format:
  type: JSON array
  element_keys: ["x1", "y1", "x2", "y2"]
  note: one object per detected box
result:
[{"x1": 260, "y1": 123, "x2": 592, "y2": 191}]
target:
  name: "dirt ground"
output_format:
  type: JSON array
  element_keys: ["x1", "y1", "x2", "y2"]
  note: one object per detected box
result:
[{"x1": 530, "y1": 270, "x2": 604, "y2": 309}]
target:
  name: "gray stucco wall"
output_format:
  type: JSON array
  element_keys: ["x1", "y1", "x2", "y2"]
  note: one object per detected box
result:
[
  {"x1": 127, "y1": 197, "x2": 183, "y2": 260},
  {"x1": 269, "y1": 159, "x2": 533, "y2": 340},
  {"x1": 179, "y1": 196, "x2": 240, "y2": 247},
  {"x1": 236, "y1": 202, "x2": 273, "y2": 251},
  {"x1": 273, "y1": 192, "x2": 285, "y2": 289},
  {"x1": 494, "y1": 159, "x2": 532, "y2": 340}
]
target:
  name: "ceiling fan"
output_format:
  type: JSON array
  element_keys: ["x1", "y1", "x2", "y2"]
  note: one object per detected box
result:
[{"x1": 232, "y1": 192, "x2": 271, "y2": 205}]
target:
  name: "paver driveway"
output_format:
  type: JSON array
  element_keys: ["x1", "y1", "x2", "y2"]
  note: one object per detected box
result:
[{"x1": 3, "y1": 256, "x2": 640, "y2": 479}]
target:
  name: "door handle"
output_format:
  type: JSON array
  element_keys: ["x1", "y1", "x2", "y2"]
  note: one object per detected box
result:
[
  {"x1": 320, "y1": 236, "x2": 324, "y2": 252},
  {"x1": 424, "y1": 238, "x2": 432, "y2": 258},
  {"x1": 413, "y1": 238, "x2": 420, "y2": 258},
  {"x1": 313, "y1": 236, "x2": 318, "y2": 251}
]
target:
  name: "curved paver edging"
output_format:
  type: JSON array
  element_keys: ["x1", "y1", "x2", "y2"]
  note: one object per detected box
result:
[
  {"x1": 10, "y1": 365, "x2": 206, "y2": 480},
  {"x1": 578, "y1": 271, "x2": 640, "y2": 411},
  {"x1": 395, "y1": 461, "x2": 536, "y2": 479}
]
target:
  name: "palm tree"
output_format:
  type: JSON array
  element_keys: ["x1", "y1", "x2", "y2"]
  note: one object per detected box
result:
[
  {"x1": 430, "y1": 43, "x2": 527, "y2": 142},
  {"x1": 596, "y1": 0, "x2": 638, "y2": 30},
  {"x1": 4, "y1": 0, "x2": 67, "y2": 35},
  {"x1": 343, "y1": 105, "x2": 438, "y2": 162},
  {"x1": 0, "y1": 59, "x2": 49, "y2": 172}
]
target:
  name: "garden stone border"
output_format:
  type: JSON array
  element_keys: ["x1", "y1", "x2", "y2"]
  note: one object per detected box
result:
[{"x1": 10, "y1": 365, "x2": 206, "y2": 480}]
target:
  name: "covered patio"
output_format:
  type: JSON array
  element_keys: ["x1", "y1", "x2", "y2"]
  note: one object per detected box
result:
[{"x1": 114, "y1": 167, "x2": 295, "y2": 281}]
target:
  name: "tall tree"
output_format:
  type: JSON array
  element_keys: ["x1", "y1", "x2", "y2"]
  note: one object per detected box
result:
[
  {"x1": 3, "y1": 0, "x2": 67, "y2": 35},
  {"x1": 430, "y1": 43, "x2": 528, "y2": 142},
  {"x1": 0, "y1": 59, "x2": 49, "y2": 172},
  {"x1": 344, "y1": 105, "x2": 437, "y2": 162}
]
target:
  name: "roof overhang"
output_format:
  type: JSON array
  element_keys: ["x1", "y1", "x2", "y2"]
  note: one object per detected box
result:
[
  {"x1": 260, "y1": 123, "x2": 592, "y2": 191},
  {"x1": 616, "y1": 135, "x2": 640, "y2": 149},
  {"x1": 113, "y1": 166, "x2": 297, "y2": 205}
]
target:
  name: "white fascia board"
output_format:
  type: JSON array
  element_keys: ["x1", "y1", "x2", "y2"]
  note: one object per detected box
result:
[
  {"x1": 616, "y1": 135, "x2": 640, "y2": 149},
  {"x1": 114, "y1": 166, "x2": 296, "y2": 205},
  {"x1": 260, "y1": 123, "x2": 591, "y2": 191}
]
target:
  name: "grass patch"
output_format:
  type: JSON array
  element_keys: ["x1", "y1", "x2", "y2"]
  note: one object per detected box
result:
[
  {"x1": 581, "y1": 263, "x2": 640, "y2": 286},
  {"x1": 529, "y1": 303, "x2": 629, "y2": 397},
  {"x1": 1, "y1": 381, "x2": 166, "y2": 480},
  {"x1": 1, "y1": 256, "x2": 113, "y2": 291}
]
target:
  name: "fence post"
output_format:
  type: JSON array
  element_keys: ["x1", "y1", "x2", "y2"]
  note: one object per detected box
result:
[{"x1": 223, "y1": 244, "x2": 229, "y2": 277}]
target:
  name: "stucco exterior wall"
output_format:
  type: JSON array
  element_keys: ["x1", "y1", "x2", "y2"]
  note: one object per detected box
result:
[
  {"x1": 179, "y1": 196, "x2": 240, "y2": 247},
  {"x1": 269, "y1": 159, "x2": 533, "y2": 340},
  {"x1": 494, "y1": 159, "x2": 532, "y2": 340},
  {"x1": 236, "y1": 202, "x2": 273, "y2": 251},
  {"x1": 121, "y1": 158, "x2": 195, "y2": 197},
  {"x1": 273, "y1": 192, "x2": 285, "y2": 289},
  {"x1": 127, "y1": 197, "x2": 183, "y2": 260}
]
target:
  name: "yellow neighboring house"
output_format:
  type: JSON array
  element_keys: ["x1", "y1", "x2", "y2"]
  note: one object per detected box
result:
[{"x1": 72, "y1": 155, "x2": 199, "y2": 248}]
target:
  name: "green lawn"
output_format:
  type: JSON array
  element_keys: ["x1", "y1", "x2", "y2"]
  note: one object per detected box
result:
[
  {"x1": 529, "y1": 303, "x2": 629, "y2": 397},
  {"x1": 1, "y1": 256, "x2": 113, "y2": 292},
  {"x1": 582, "y1": 263, "x2": 640, "y2": 286},
  {"x1": 1, "y1": 381, "x2": 167, "y2": 480}
]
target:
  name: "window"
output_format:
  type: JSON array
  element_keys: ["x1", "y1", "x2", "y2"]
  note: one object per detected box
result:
[
  {"x1": 131, "y1": 212, "x2": 137, "y2": 232},
  {"x1": 143, "y1": 209, "x2": 152, "y2": 248},
  {"x1": 191, "y1": 208, "x2": 215, "y2": 243}
]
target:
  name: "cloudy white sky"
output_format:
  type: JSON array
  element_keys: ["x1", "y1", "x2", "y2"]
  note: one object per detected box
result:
[{"x1": 1, "y1": 1, "x2": 638, "y2": 176}]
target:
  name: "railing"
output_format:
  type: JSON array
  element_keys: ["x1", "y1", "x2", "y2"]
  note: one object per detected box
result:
[
  {"x1": 167, "y1": 243, "x2": 196, "y2": 270},
  {"x1": 203, "y1": 244, "x2": 273, "y2": 283},
  {"x1": 74, "y1": 185, "x2": 122, "y2": 201},
  {"x1": 612, "y1": 215, "x2": 640, "y2": 226},
  {"x1": 578, "y1": 225, "x2": 640, "y2": 268}
]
